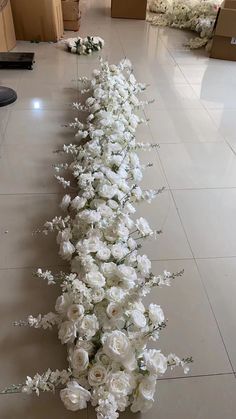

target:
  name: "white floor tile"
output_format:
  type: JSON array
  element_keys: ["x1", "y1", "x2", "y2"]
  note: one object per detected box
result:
[
  {"x1": 197, "y1": 257, "x2": 236, "y2": 371},
  {"x1": 145, "y1": 108, "x2": 223, "y2": 143},
  {"x1": 179, "y1": 62, "x2": 236, "y2": 85},
  {"x1": 144, "y1": 83, "x2": 203, "y2": 110},
  {"x1": 14, "y1": 80, "x2": 79, "y2": 110},
  {"x1": 192, "y1": 83, "x2": 236, "y2": 110},
  {"x1": 147, "y1": 259, "x2": 232, "y2": 377},
  {"x1": 136, "y1": 192, "x2": 193, "y2": 260},
  {"x1": 0, "y1": 392, "x2": 87, "y2": 419},
  {"x1": 0, "y1": 194, "x2": 63, "y2": 269},
  {"x1": 208, "y1": 109, "x2": 236, "y2": 149},
  {"x1": 4, "y1": 110, "x2": 77, "y2": 146},
  {"x1": 0, "y1": 143, "x2": 66, "y2": 194},
  {"x1": 135, "y1": 64, "x2": 187, "y2": 85},
  {"x1": 0, "y1": 267, "x2": 67, "y2": 388},
  {"x1": 173, "y1": 189, "x2": 236, "y2": 258},
  {"x1": 159, "y1": 142, "x2": 236, "y2": 189}
]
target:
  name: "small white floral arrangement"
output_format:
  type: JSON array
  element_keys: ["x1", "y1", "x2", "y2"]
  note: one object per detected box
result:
[
  {"x1": 64, "y1": 36, "x2": 105, "y2": 55},
  {"x1": 1, "y1": 58, "x2": 192, "y2": 418},
  {"x1": 147, "y1": 0, "x2": 221, "y2": 48}
]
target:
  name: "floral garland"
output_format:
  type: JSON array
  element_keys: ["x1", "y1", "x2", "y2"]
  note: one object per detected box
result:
[
  {"x1": 1, "y1": 59, "x2": 192, "y2": 418},
  {"x1": 147, "y1": 0, "x2": 221, "y2": 49},
  {"x1": 64, "y1": 36, "x2": 105, "y2": 55}
]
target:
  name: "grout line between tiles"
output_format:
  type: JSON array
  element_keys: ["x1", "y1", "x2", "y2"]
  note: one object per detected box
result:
[
  {"x1": 195, "y1": 260, "x2": 236, "y2": 374},
  {"x1": 172, "y1": 193, "x2": 235, "y2": 373},
  {"x1": 153, "y1": 126, "x2": 236, "y2": 372},
  {"x1": 0, "y1": 264, "x2": 67, "y2": 272},
  {"x1": 157, "y1": 371, "x2": 236, "y2": 382}
]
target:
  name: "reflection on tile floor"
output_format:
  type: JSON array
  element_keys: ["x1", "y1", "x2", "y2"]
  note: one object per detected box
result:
[{"x1": 0, "y1": 0, "x2": 236, "y2": 417}]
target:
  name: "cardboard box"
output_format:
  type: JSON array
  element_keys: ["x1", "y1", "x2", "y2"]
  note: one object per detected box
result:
[
  {"x1": 111, "y1": 0, "x2": 147, "y2": 20},
  {"x1": 0, "y1": 0, "x2": 16, "y2": 52},
  {"x1": 63, "y1": 19, "x2": 80, "y2": 31},
  {"x1": 11, "y1": 0, "x2": 64, "y2": 42},
  {"x1": 62, "y1": 1, "x2": 80, "y2": 21},
  {"x1": 210, "y1": 0, "x2": 236, "y2": 60}
]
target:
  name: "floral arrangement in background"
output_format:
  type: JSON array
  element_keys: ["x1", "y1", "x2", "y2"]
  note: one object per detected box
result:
[
  {"x1": 147, "y1": 0, "x2": 221, "y2": 49},
  {"x1": 1, "y1": 59, "x2": 192, "y2": 419},
  {"x1": 64, "y1": 36, "x2": 104, "y2": 55}
]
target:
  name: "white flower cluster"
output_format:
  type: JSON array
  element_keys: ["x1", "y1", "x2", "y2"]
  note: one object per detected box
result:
[
  {"x1": 64, "y1": 36, "x2": 105, "y2": 55},
  {"x1": 147, "y1": 0, "x2": 221, "y2": 49},
  {"x1": 3, "y1": 59, "x2": 191, "y2": 417}
]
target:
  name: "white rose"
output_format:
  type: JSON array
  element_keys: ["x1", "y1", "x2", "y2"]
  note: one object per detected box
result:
[
  {"x1": 111, "y1": 243, "x2": 129, "y2": 260},
  {"x1": 148, "y1": 304, "x2": 165, "y2": 325},
  {"x1": 131, "y1": 309, "x2": 147, "y2": 328},
  {"x1": 118, "y1": 265, "x2": 137, "y2": 288},
  {"x1": 136, "y1": 217, "x2": 153, "y2": 236},
  {"x1": 83, "y1": 236, "x2": 101, "y2": 253},
  {"x1": 109, "y1": 371, "x2": 135, "y2": 396},
  {"x1": 98, "y1": 184, "x2": 116, "y2": 199},
  {"x1": 79, "y1": 210, "x2": 101, "y2": 224},
  {"x1": 67, "y1": 304, "x2": 84, "y2": 322},
  {"x1": 76, "y1": 340, "x2": 95, "y2": 355},
  {"x1": 60, "y1": 195, "x2": 71, "y2": 211},
  {"x1": 95, "y1": 349, "x2": 111, "y2": 366},
  {"x1": 71, "y1": 348, "x2": 89, "y2": 372},
  {"x1": 137, "y1": 255, "x2": 152, "y2": 277},
  {"x1": 91, "y1": 287, "x2": 105, "y2": 303},
  {"x1": 71, "y1": 196, "x2": 87, "y2": 211},
  {"x1": 55, "y1": 293, "x2": 73, "y2": 315},
  {"x1": 106, "y1": 302, "x2": 122, "y2": 319},
  {"x1": 88, "y1": 364, "x2": 107, "y2": 387},
  {"x1": 85, "y1": 271, "x2": 105, "y2": 288},
  {"x1": 108, "y1": 199, "x2": 119, "y2": 209},
  {"x1": 58, "y1": 321, "x2": 77, "y2": 344},
  {"x1": 106, "y1": 286, "x2": 126, "y2": 302},
  {"x1": 132, "y1": 300, "x2": 145, "y2": 313},
  {"x1": 78, "y1": 314, "x2": 99, "y2": 338},
  {"x1": 139, "y1": 376, "x2": 156, "y2": 400},
  {"x1": 94, "y1": 87, "x2": 104, "y2": 99},
  {"x1": 96, "y1": 246, "x2": 111, "y2": 261},
  {"x1": 143, "y1": 349, "x2": 167, "y2": 375},
  {"x1": 59, "y1": 240, "x2": 75, "y2": 261},
  {"x1": 117, "y1": 224, "x2": 129, "y2": 240},
  {"x1": 101, "y1": 262, "x2": 118, "y2": 279},
  {"x1": 103, "y1": 331, "x2": 136, "y2": 371},
  {"x1": 131, "y1": 376, "x2": 156, "y2": 413},
  {"x1": 60, "y1": 380, "x2": 90, "y2": 411},
  {"x1": 97, "y1": 204, "x2": 113, "y2": 218}
]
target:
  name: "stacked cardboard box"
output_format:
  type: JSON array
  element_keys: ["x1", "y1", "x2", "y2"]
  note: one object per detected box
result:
[
  {"x1": 62, "y1": 0, "x2": 80, "y2": 31},
  {"x1": 0, "y1": 0, "x2": 16, "y2": 52},
  {"x1": 111, "y1": 0, "x2": 147, "y2": 20},
  {"x1": 210, "y1": 0, "x2": 236, "y2": 61},
  {"x1": 11, "y1": 0, "x2": 64, "y2": 42}
]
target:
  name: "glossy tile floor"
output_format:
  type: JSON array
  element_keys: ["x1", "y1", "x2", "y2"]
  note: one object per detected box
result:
[{"x1": 1, "y1": 0, "x2": 236, "y2": 418}]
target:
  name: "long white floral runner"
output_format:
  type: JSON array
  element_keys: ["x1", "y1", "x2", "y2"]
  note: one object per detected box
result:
[
  {"x1": 147, "y1": 0, "x2": 221, "y2": 49},
  {"x1": 1, "y1": 59, "x2": 192, "y2": 419}
]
